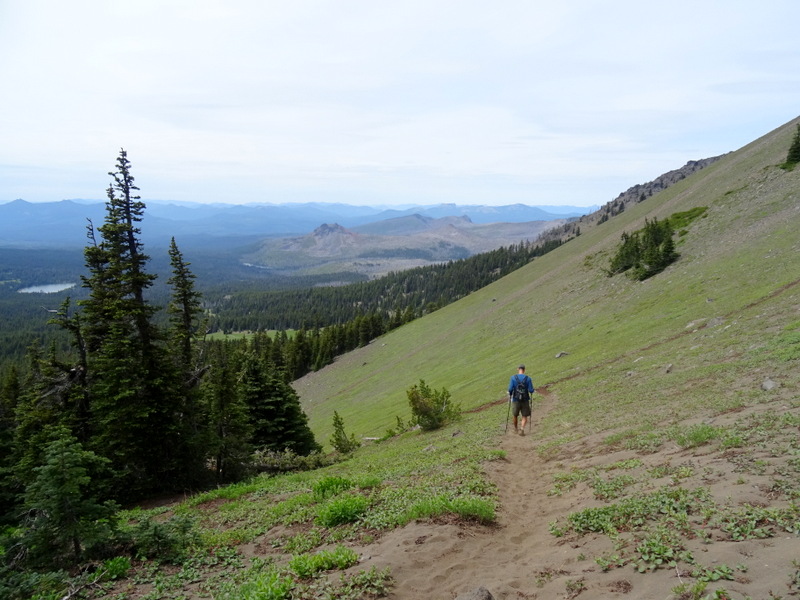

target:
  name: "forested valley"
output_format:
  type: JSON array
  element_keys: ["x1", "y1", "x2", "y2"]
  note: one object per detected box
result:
[{"x1": 0, "y1": 151, "x2": 572, "y2": 595}]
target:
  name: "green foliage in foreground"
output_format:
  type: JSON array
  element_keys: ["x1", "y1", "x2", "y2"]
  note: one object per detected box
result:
[
  {"x1": 19, "y1": 432, "x2": 118, "y2": 568},
  {"x1": 0, "y1": 414, "x2": 500, "y2": 599},
  {"x1": 288, "y1": 544, "x2": 359, "y2": 579},
  {"x1": 221, "y1": 563, "x2": 392, "y2": 600},
  {"x1": 229, "y1": 566, "x2": 294, "y2": 600},
  {"x1": 316, "y1": 494, "x2": 369, "y2": 527},
  {"x1": 312, "y1": 475, "x2": 354, "y2": 500},
  {"x1": 404, "y1": 495, "x2": 495, "y2": 524}
]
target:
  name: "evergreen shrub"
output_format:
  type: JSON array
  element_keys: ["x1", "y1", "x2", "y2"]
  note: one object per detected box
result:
[
  {"x1": 786, "y1": 123, "x2": 800, "y2": 166},
  {"x1": 407, "y1": 380, "x2": 461, "y2": 431},
  {"x1": 330, "y1": 411, "x2": 361, "y2": 454}
]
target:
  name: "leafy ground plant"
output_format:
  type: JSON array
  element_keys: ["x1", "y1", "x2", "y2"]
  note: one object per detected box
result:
[
  {"x1": 403, "y1": 495, "x2": 495, "y2": 524},
  {"x1": 634, "y1": 525, "x2": 693, "y2": 572},
  {"x1": 312, "y1": 475, "x2": 354, "y2": 500},
  {"x1": 316, "y1": 494, "x2": 369, "y2": 527},
  {"x1": 288, "y1": 545, "x2": 359, "y2": 579}
]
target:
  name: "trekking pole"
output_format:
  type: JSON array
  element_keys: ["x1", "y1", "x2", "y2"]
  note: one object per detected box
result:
[
  {"x1": 527, "y1": 393, "x2": 532, "y2": 435},
  {"x1": 530, "y1": 391, "x2": 535, "y2": 434},
  {"x1": 504, "y1": 395, "x2": 511, "y2": 432}
]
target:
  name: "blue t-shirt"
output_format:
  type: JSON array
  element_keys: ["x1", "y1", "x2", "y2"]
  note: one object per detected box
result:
[{"x1": 508, "y1": 373, "x2": 534, "y2": 400}]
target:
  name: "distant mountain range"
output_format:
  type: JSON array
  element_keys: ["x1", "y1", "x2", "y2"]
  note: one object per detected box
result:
[
  {"x1": 241, "y1": 215, "x2": 566, "y2": 278},
  {"x1": 0, "y1": 199, "x2": 591, "y2": 250},
  {"x1": 2, "y1": 156, "x2": 723, "y2": 282}
]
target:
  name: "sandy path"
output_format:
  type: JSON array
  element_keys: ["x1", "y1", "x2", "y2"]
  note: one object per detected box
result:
[
  {"x1": 350, "y1": 388, "x2": 796, "y2": 600},
  {"x1": 354, "y1": 390, "x2": 597, "y2": 600}
]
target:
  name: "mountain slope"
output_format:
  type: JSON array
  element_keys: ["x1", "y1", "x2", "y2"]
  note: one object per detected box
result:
[
  {"x1": 288, "y1": 117, "x2": 800, "y2": 598},
  {"x1": 296, "y1": 117, "x2": 800, "y2": 440}
]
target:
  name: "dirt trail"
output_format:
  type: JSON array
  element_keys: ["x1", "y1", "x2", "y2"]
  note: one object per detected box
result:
[
  {"x1": 353, "y1": 390, "x2": 600, "y2": 600},
  {"x1": 351, "y1": 387, "x2": 798, "y2": 600}
]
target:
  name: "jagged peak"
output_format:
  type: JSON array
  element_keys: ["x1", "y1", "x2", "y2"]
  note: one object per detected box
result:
[{"x1": 312, "y1": 223, "x2": 350, "y2": 236}]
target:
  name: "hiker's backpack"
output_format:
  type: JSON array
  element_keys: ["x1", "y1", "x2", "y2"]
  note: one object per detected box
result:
[{"x1": 513, "y1": 374, "x2": 530, "y2": 402}]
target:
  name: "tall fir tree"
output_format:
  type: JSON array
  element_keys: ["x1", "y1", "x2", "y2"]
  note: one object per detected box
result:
[
  {"x1": 167, "y1": 237, "x2": 204, "y2": 375},
  {"x1": 201, "y1": 343, "x2": 251, "y2": 482},
  {"x1": 77, "y1": 149, "x2": 185, "y2": 497},
  {"x1": 165, "y1": 237, "x2": 210, "y2": 486}
]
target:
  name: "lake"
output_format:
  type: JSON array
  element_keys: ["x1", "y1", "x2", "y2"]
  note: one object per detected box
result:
[{"x1": 18, "y1": 283, "x2": 76, "y2": 294}]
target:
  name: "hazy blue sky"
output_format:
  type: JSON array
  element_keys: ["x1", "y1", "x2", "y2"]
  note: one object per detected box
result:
[{"x1": 1, "y1": 1, "x2": 798, "y2": 207}]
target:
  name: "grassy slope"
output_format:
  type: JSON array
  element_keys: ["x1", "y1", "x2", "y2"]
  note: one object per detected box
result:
[{"x1": 296, "y1": 116, "x2": 800, "y2": 449}]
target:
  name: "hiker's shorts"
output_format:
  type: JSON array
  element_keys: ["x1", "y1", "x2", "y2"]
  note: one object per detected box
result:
[{"x1": 511, "y1": 400, "x2": 531, "y2": 418}]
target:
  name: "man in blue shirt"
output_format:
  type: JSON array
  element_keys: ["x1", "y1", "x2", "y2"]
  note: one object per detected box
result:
[{"x1": 508, "y1": 364, "x2": 534, "y2": 435}]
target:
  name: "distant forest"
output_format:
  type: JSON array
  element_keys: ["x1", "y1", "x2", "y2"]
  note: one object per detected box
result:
[
  {"x1": 206, "y1": 238, "x2": 565, "y2": 334},
  {"x1": 0, "y1": 218, "x2": 569, "y2": 371}
]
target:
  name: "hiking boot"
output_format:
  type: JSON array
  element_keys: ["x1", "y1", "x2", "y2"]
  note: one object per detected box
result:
[{"x1": 518, "y1": 429, "x2": 525, "y2": 437}]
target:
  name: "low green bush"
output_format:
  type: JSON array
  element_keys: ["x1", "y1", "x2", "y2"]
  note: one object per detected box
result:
[
  {"x1": 251, "y1": 449, "x2": 335, "y2": 474},
  {"x1": 101, "y1": 555, "x2": 131, "y2": 580},
  {"x1": 123, "y1": 514, "x2": 199, "y2": 562},
  {"x1": 407, "y1": 379, "x2": 461, "y2": 431},
  {"x1": 403, "y1": 495, "x2": 495, "y2": 524},
  {"x1": 313, "y1": 476, "x2": 354, "y2": 501},
  {"x1": 316, "y1": 495, "x2": 369, "y2": 527},
  {"x1": 234, "y1": 567, "x2": 293, "y2": 600},
  {"x1": 289, "y1": 545, "x2": 359, "y2": 579},
  {"x1": 671, "y1": 423, "x2": 721, "y2": 448}
]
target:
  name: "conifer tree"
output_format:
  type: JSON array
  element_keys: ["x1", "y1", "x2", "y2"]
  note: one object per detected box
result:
[
  {"x1": 787, "y1": 123, "x2": 800, "y2": 165},
  {"x1": 77, "y1": 149, "x2": 185, "y2": 497},
  {"x1": 330, "y1": 410, "x2": 360, "y2": 454},
  {"x1": 167, "y1": 237, "x2": 204, "y2": 374},
  {"x1": 165, "y1": 237, "x2": 209, "y2": 486},
  {"x1": 20, "y1": 430, "x2": 116, "y2": 567},
  {"x1": 0, "y1": 366, "x2": 20, "y2": 519},
  {"x1": 11, "y1": 344, "x2": 81, "y2": 490},
  {"x1": 313, "y1": 329, "x2": 336, "y2": 371},
  {"x1": 237, "y1": 353, "x2": 319, "y2": 455},
  {"x1": 284, "y1": 328, "x2": 311, "y2": 380},
  {"x1": 46, "y1": 298, "x2": 90, "y2": 443},
  {"x1": 202, "y1": 343, "x2": 251, "y2": 482},
  {"x1": 608, "y1": 217, "x2": 679, "y2": 280}
]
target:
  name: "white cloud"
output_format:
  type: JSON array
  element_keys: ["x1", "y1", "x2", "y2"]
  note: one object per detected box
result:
[{"x1": 1, "y1": 0, "x2": 798, "y2": 206}]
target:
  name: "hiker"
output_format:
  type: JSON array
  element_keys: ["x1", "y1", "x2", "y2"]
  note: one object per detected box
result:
[{"x1": 508, "y1": 364, "x2": 534, "y2": 435}]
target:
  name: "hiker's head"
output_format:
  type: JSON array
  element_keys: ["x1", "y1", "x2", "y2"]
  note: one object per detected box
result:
[{"x1": 518, "y1": 364, "x2": 525, "y2": 373}]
